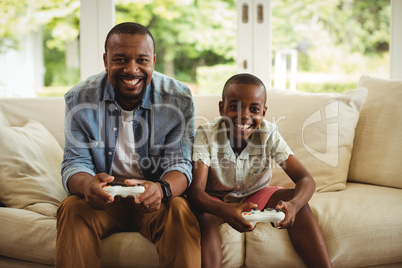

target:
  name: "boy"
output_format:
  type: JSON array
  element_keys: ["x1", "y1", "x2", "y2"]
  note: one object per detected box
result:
[{"x1": 188, "y1": 73, "x2": 332, "y2": 268}]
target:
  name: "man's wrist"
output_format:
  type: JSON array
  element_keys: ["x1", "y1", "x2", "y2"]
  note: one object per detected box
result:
[{"x1": 156, "y1": 179, "x2": 172, "y2": 203}]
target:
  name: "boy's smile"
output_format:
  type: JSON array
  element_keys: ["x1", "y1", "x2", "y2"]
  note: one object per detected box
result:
[{"x1": 219, "y1": 83, "x2": 267, "y2": 151}]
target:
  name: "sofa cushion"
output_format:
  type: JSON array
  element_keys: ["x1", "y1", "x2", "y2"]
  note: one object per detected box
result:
[
  {"x1": 0, "y1": 120, "x2": 67, "y2": 216},
  {"x1": 267, "y1": 88, "x2": 368, "y2": 192},
  {"x1": 0, "y1": 208, "x2": 57, "y2": 265},
  {"x1": 245, "y1": 183, "x2": 402, "y2": 267},
  {"x1": 348, "y1": 75, "x2": 402, "y2": 189},
  {"x1": 0, "y1": 110, "x2": 9, "y2": 127}
]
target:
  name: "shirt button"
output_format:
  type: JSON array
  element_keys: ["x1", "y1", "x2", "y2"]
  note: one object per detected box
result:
[
  {"x1": 108, "y1": 151, "x2": 112, "y2": 156},
  {"x1": 113, "y1": 128, "x2": 117, "y2": 131},
  {"x1": 95, "y1": 141, "x2": 99, "y2": 145}
]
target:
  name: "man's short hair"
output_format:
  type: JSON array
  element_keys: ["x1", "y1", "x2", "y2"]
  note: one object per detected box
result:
[
  {"x1": 104, "y1": 22, "x2": 155, "y2": 54},
  {"x1": 222, "y1": 73, "x2": 267, "y2": 104}
]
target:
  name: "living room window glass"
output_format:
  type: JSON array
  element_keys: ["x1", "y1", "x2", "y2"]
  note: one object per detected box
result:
[
  {"x1": 114, "y1": 0, "x2": 237, "y2": 95},
  {"x1": 271, "y1": 0, "x2": 391, "y2": 93}
]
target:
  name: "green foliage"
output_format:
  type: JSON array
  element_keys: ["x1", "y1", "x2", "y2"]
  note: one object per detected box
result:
[
  {"x1": 297, "y1": 81, "x2": 358, "y2": 93},
  {"x1": 43, "y1": 12, "x2": 80, "y2": 87},
  {"x1": 115, "y1": 0, "x2": 236, "y2": 83},
  {"x1": 196, "y1": 64, "x2": 236, "y2": 94},
  {"x1": 1, "y1": 0, "x2": 391, "y2": 93}
]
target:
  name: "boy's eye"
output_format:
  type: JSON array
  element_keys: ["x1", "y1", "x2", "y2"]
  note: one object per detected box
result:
[
  {"x1": 250, "y1": 107, "x2": 261, "y2": 113},
  {"x1": 229, "y1": 105, "x2": 239, "y2": 110}
]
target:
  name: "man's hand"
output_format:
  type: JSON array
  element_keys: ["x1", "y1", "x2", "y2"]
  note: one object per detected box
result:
[
  {"x1": 82, "y1": 173, "x2": 115, "y2": 210},
  {"x1": 125, "y1": 179, "x2": 163, "y2": 212}
]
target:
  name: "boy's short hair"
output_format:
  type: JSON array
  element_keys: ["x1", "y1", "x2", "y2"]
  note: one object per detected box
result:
[
  {"x1": 222, "y1": 73, "x2": 267, "y2": 104},
  {"x1": 104, "y1": 22, "x2": 155, "y2": 54}
]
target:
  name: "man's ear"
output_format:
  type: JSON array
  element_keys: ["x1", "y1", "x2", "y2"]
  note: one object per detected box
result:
[
  {"x1": 103, "y1": 53, "x2": 108, "y2": 72},
  {"x1": 219, "y1": 101, "x2": 224, "y2": 116}
]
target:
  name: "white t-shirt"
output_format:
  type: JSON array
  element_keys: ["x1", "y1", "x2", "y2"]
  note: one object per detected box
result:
[{"x1": 111, "y1": 108, "x2": 144, "y2": 181}]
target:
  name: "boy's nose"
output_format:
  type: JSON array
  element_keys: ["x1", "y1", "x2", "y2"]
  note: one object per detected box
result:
[{"x1": 241, "y1": 108, "x2": 251, "y2": 119}]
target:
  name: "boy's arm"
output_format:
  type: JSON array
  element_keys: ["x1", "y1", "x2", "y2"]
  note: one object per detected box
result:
[
  {"x1": 188, "y1": 160, "x2": 255, "y2": 232},
  {"x1": 187, "y1": 160, "x2": 218, "y2": 213},
  {"x1": 279, "y1": 154, "x2": 316, "y2": 213}
]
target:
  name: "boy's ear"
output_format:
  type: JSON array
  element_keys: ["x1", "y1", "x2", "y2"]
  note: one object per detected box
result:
[
  {"x1": 263, "y1": 106, "x2": 267, "y2": 117},
  {"x1": 219, "y1": 101, "x2": 224, "y2": 116}
]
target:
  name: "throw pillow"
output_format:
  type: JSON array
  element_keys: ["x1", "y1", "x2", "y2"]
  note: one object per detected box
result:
[
  {"x1": 0, "y1": 108, "x2": 10, "y2": 127},
  {"x1": 348, "y1": 75, "x2": 402, "y2": 189},
  {"x1": 267, "y1": 88, "x2": 368, "y2": 192},
  {"x1": 0, "y1": 120, "x2": 67, "y2": 214}
]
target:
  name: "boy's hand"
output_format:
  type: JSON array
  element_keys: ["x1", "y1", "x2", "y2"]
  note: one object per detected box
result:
[
  {"x1": 222, "y1": 202, "x2": 257, "y2": 232},
  {"x1": 275, "y1": 200, "x2": 297, "y2": 229}
]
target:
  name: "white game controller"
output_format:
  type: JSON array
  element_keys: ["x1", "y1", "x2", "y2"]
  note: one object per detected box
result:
[
  {"x1": 242, "y1": 208, "x2": 285, "y2": 228},
  {"x1": 103, "y1": 185, "x2": 145, "y2": 198}
]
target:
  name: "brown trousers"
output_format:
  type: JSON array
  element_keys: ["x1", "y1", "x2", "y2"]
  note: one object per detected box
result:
[{"x1": 55, "y1": 195, "x2": 201, "y2": 268}]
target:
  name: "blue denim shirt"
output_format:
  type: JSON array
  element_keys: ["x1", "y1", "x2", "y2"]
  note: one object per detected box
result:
[{"x1": 61, "y1": 71, "x2": 195, "y2": 194}]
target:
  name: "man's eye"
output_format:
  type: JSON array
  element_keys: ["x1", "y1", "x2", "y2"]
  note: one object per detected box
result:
[
  {"x1": 137, "y1": 59, "x2": 148, "y2": 63},
  {"x1": 114, "y1": 58, "x2": 125, "y2": 63}
]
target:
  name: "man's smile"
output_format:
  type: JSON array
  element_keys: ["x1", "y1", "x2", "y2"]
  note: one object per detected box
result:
[{"x1": 122, "y1": 78, "x2": 141, "y2": 86}]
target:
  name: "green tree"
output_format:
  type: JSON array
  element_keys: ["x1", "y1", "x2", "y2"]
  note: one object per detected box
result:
[{"x1": 115, "y1": 0, "x2": 236, "y2": 82}]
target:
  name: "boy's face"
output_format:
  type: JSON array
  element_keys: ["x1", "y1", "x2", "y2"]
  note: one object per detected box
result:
[{"x1": 219, "y1": 83, "x2": 267, "y2": 143}]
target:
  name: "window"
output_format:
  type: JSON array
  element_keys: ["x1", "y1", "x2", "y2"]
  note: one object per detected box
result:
[
  {"x1": 267, "y1": 0, "x2": 390, "y2": 92},
  {"x1": 114, "y1": 0, "x2": 237, "y2": 95},
  {"x1": 0, "y1": 0, "x2": 80, "y2": 97},
  {"x1": 0, "y1": 0, "x2": 398, "y2": 97}
]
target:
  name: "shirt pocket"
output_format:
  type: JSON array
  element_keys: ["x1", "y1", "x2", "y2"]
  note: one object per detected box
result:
[{"x1": 246, "y1": 151, "x2": 270, "y2": 176}]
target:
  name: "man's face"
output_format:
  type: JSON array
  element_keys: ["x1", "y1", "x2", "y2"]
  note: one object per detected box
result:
[
  {"x1": 103, "y1": 33, "x2": 155, "y2": 110},
  {"x1": 219, "y1": 83, "x2": 267, "y2": 143}
]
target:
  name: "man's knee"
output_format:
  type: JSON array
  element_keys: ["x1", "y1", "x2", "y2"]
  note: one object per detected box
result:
[
  {"x1": 57, "y1": 195, "x2": 86, "y2": 220},
  {"x1": 163, "y1": 197, "x2": 199, "y2": 227}
]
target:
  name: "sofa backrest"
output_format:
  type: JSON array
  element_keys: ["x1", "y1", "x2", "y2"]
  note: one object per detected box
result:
[
  {"x1": 0, "y1": 95, "x2": 222, "y2": 149},
  {"x1": 1, "y1": 75, "x2": 401, "y2": 191},
  {"x1": 0, "y1": 97, "x2": 65, "y2": 147}
]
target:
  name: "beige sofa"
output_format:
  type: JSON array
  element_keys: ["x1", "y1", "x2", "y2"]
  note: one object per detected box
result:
[{"x1": 0, "y1": 75, "x2": 401, "y2": 268}]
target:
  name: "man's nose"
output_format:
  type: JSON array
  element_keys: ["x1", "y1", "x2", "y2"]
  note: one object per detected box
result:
[{"x1": 124, "y1": 60, "x2": 139, "y2": 74}]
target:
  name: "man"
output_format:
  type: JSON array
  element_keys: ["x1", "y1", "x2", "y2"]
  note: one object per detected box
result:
[{"x1": 56, "y1": 22, "x2": 201, "y2": 268}]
